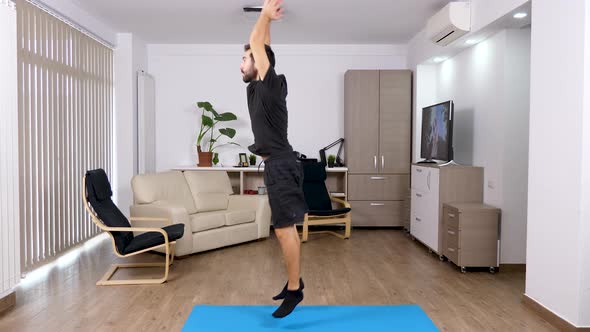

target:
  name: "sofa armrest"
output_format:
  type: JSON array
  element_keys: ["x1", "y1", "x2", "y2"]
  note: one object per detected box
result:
[
  {"x1": 130, "y1": 202, "x2": 193, "y2": 256},
  {"x1": 228, "y1": 195, "x2": 271, "y2": 238}
]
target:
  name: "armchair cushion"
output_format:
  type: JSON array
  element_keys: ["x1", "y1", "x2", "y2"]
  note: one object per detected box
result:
[
  {"x1": 308, "y1": 208, "x2": 351, "y2": 217},
  {"x1": 123, "y1": 223, "x2": 185, "y2": 255},
  {"x1": 302, "y1": 161, "x2": 333, "y2": 211},
  {"x1": 86, "y1": 169, "x2": 133, "y2": 253}
]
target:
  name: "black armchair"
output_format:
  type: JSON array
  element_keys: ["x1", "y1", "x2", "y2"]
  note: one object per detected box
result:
[
  {"x1": 301, "y1": 161, "x2": 352, "y2": 242},
  {"x1": 83, "y1": 169, "x2": 184, "y2": 285}
]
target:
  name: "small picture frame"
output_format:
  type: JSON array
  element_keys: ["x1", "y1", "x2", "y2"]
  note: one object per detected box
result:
[{"x1": 239, "y1": 153, "x2": 248, "y2": 167}]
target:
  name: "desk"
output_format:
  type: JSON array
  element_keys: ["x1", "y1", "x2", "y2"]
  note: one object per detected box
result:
[{"x1": 172, "y1": 166, "x2": 349, "y2": 199}]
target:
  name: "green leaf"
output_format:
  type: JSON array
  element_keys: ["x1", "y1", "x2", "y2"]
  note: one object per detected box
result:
[
  {"x1": 219, "y1": 128, "x2": 236, "y2": 138},
  {"x1": 202, "y1": 115, "x2": 214, "y2": 127},
  {"x1": 214, "y1": 112, "x2": 237, "y2": 122},
  {"x1": 197, "y1": 101, "x2": 219, "y2": 117},
  {"x1": 212, "y1": 153, "x2": 219, "y2": 165}
]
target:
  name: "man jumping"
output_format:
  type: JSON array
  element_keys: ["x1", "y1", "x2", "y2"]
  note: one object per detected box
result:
[{"x1": 240, "y1": 0, "x2": 307, "y2": 319}]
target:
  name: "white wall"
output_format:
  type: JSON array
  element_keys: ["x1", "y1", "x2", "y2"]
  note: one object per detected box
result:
[
  {"x1": 114, "y1": 33, "x2": 147, "y2": 215},
  {"x1": 420, "y1": 29, "x2": 530, "y2": 264},
  {"x1": 407, "y1": 0, "x2": 528, "y2": 69},
  {"x1": 526, "y1": 0, "x2": 590, "y2": 327},
  {"x1": 470, "y1": 0, "x2": 529, "y2": 32},
  {"x1": 37, "y1": 0, "x2": 116, "y2": 45},
  {"x1": 147, "y1": 44, "x2": 407, "y2": 171}
]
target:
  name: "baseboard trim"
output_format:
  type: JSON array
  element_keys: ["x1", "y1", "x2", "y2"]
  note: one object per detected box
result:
[
  {"x1": 523, "y1": 294, "x2": 590, "y2": 331},
  {"x1": 499, "y1": 264, "x2": 526, "y2": 272},
  {"x1": 0, "y1": 292, "x2": 16, "y2": 314}
]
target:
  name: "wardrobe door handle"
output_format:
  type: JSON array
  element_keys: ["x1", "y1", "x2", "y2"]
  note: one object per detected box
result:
[
  {"x1": 415, "y1": 217, "x2": 422, "y2": 222},
  {"x1": 374, "y1": 156, "x2": 377, "y2": 170},
  {"x1": 370, "y1": 203, "x2": 385, "y2": 206},
  {"x1": 415, "y1": 193, "x2": 422, "y2": 198},
  {"x1": 447, "y1": 230, "x2": 456, "y2": 235},
  {"x1": 370, "y1": 176, "x2": 385, "y2": 180},
  {"x1": 381, "y1": 155, "x2": 384, "y2": 169},
  {"x1": 447, "y1": 248, "x2": 455, "y2": 252}
]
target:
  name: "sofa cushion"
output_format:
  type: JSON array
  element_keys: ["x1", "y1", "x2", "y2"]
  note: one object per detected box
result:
[
  {"x1": 183, "y1": 171, "x2": 233, "y2": 212},
  {"x1": 190, "y1": 211, "x2": 226, "y2": 232},
  {"x1": 132, "y1": 171, "x2": 197, "y2": 214},
  {"x1": 225, "y1": 209, "x2": 256, "y2": 226}
]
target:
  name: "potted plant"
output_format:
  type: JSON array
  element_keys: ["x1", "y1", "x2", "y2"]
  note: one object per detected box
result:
[
  {"x1": 327, "y1": 154, "x2": 336, "y2": 168},
  {"x1": 249, "y1": 154, "x2": 257, "y2": 166},
  {"x1": 195, "y1": 101, "x2": 239, "y2": 167}
]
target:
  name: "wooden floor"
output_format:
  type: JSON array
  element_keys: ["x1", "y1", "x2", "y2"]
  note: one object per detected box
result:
[{"x1": 0, "y1": 229, "x2": 557, "y2": 331}]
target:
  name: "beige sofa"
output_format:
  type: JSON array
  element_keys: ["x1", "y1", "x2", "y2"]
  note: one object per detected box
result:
[{"x1": 130, "y1": 170, "x2": 271, "y2": 256}]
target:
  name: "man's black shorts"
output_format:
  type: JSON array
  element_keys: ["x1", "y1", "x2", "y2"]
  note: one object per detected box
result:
[{"x1": 263, "y1": 152, "x2": 308, "y2": 228}]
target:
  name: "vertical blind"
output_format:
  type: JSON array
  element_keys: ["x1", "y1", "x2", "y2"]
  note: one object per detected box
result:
[
  {"x1": 0, "y1": 0, "x2": 21, "y2": 297},
  {"x1": 16, "y1": 0, "x2": 113, "y2": 272}
]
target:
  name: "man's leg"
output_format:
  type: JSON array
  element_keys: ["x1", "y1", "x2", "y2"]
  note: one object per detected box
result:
[
  {"x1": 272, "y1": 224, "x2": 303, "y2": 318},
  {"x1": 274, "y1": 224, "x2": 301, "y2": 290}
]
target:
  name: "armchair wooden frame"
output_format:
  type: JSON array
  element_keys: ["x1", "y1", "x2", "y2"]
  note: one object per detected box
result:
[
  {"x1": 301, "y1": 196, "x2": 352, "y2": 242},
  {"x1": 82, "y1": 176, "x2": 177, "y2": 286}
]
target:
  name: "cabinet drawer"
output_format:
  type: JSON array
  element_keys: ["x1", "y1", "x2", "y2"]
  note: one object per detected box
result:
[
  {"x1": 348, "y1": 175, "x2": 409, "y2": 201},
  {"x1": 349, "y1": 201, "x2": 403, "y2": 226},
  {"x1": 444, "y1": 227, "x2": 459, "y2": 250},
  {"x1": 411, "y1": 166, "x2": 428, "y2": 191},
  {"x1": 443, "y1": 206, "x2": 459, "y2": 229},
  {"x1": 411, "y1": 165, "x2": 439, "y2": 192},
  {"x1": 445, "y1": 246, "x2": 459, "y2": 264}
]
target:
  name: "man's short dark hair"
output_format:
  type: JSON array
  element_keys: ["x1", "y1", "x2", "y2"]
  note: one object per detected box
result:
[{"x1": 244, "y1": 44, "x2": 276, "y2": 68}]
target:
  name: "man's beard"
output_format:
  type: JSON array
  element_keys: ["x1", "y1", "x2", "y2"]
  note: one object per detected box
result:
[{"x1": 242, "y1": 69, "x2": 257, "y2": 83}]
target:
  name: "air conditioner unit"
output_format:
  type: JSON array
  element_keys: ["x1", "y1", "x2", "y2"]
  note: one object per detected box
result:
[{"x1": 426, "y1": 2, "x2": 471, "y2": 46}]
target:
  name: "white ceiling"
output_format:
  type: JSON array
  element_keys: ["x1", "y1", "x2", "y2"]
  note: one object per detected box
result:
[{"x1": 72, "y1": 0, "x2": 452, "y2": 44}]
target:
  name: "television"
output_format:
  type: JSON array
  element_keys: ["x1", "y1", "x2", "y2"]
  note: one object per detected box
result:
[{"x1": 420, "y1": 101, "x2": 454, "y2": 163}]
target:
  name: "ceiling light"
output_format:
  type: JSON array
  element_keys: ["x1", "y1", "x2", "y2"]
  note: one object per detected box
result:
[
  {"x1": 465, "y1": 39, "x2": 478, "y2": 45},
  {"x1": 513, "y1": 12, "x2": 527, "y2": 19},
  {"x1": 433, "y1": 57, "x2": 447, "y2": 63}
]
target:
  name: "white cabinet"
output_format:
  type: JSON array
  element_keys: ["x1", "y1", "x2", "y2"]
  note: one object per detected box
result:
[
  {"x1": 411, "y1": 166, "x2": 440, "y2": 252},
  {"x1": 410, "y1": 164, "x2": 484, "y2": 254}
]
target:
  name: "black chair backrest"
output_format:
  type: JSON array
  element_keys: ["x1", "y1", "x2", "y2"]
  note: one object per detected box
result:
[
  {"x1": 301, "y1": 161, "x2": 332, "y2": 211},
  {"x1": 85, "y1": 169, "x2": 133, "y2": 254}
]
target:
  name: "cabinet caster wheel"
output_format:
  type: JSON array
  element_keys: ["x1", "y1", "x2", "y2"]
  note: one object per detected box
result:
[
  {"x1": 460, "y1": 266, "x2": 467, "y2": 273},
  {"x1": 439, "y1": 255, "x2": 445, "y2": 262},
  {"x1": 489, "y1": 267, "x2": 496, "y2": 274}
]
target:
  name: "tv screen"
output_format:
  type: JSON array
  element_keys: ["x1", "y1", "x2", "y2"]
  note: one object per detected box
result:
[{"x1": 420, "y1": 101, "x2": 454, "y2": 162}]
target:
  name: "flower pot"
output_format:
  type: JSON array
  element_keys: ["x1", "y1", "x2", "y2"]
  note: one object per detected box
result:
[
  {"x1": 327, "y1": 161, "x2": 335, "y2": 168},
  {"x1": 197, "y1": 146, "x2": 213, "y2": 167}
]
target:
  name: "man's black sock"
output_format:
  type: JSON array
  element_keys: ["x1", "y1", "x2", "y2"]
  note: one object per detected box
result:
[
  {"x1": 272, "y1": 289, "x2": 304, "y2": 318},
  {"x1": 272, "y1": 278, "x2": 304, "y2": 301}
]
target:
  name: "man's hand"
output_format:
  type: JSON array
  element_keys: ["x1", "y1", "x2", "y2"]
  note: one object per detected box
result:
[{"x1": 262, "y1": 0, "x2": 284, "y2": 21}]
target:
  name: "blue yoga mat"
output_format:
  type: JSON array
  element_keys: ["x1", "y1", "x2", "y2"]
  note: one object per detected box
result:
[{"x1": 182, "y1": 305, "x2": 439, "y2": 331}]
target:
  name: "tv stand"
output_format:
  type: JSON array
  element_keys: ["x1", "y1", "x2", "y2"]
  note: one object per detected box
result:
[
  {"x1": 417, "y1": 159, "x2": 438, "y2": 164},
  {"x1": 439, "y1": 160, "x2": 461, "y2": 167}
]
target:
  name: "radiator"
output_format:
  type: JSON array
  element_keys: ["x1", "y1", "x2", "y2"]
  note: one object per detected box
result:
[{"x1": 0, "y1": 0, "x2": 21, "y2": 298}]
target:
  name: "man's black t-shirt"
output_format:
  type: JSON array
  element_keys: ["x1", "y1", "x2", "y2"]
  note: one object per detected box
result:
[{"x1": 247, "y1": 67, "x2": 293, "y2": 157}]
